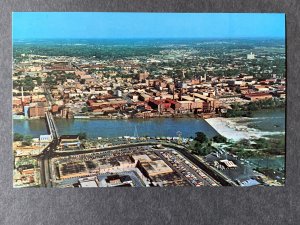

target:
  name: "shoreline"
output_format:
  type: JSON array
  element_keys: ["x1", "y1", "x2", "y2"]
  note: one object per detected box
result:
[
  {"x1": 13, "y1": 112, "x2": 216, "y2": 121},
  {"x1": 14, "y1": 109, "x2": 285, "y2": 141}
]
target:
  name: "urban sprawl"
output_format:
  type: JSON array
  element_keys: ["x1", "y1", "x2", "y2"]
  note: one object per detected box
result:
[{"x1": 13, "y1": 39, "x2": 286, "y2": 188}]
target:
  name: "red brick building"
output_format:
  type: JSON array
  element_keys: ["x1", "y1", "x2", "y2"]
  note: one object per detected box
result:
[
  {"x1": 244, "y1": 93, "x2": 273, "y2": 101},
  {"x1": 29, "y1": 106, "x2": 45, "y2": 118}
]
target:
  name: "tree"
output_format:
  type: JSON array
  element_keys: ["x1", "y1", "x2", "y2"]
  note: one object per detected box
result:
[
  {"x1": 45, "y1": 75, "x2": 56, "y2": 86},
  {"x1": 81, "y1": 107, "x2": 88, "y2": 113},
  {"x1": 194, "y1": 142, "x2": 202, "y2": 153},
  {"x1": 195, "y1": 132, "x2": 208, "y2": 143},
  {"x1": 23, "y1": 76, "x2": 35, "y2": 91},
  {"x1": 14, "y1": 133, "x2": 24, "y2": 142},
  {"x1": 213, "y1": 134, "x2": 227, "y2": 143},
  {"x1": 193, "y1": 141, "x2": 215, "y2": 156},
  {"x1": 78, "y1": 132, "x2": 87, "y2": 140},
  {"x1": 238, "y1": 138, "x2": 251, "y2": 147},
  {"x1": 36, "y1": 77, "x2": 42, "y2": 86},
  {"x1": 22, "y1": 135, "x2": 33, "y2": 146},
  {"x1": 254, "y1": 138, "x2": 270, "y2": 149}
]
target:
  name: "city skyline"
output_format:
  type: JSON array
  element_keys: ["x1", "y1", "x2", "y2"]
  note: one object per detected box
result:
[{"x1": 13, "y1": 13, "x2": 285, "y2": 40}]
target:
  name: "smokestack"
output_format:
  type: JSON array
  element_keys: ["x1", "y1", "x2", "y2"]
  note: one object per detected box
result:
[
  {"x1": 214, "y1": 86, "x2": 218, "y2": 97},
  {"x1": 21, "y1": 86, "x2": 24, "y2": 104},
  {"x1": 173, "y1": 88, "x2": 175, "y2": 100},
  {"x1": 173, "y1": 73, "x2": 175, "y2": 100}
]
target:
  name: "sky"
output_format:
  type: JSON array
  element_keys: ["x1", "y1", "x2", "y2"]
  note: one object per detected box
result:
[{"x1": 13, "y1": 12, "x2": 285, "y2": 40}]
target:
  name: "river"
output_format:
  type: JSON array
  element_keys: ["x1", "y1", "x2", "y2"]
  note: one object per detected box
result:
[
  {"x1": 13, "y1": 117, "x2": 218, "y2": 139},
  {"x1": 241, "y1": 108, "x2": 285, "y2": 133},
  {"x1": 13, "y1": 109, "x2": 285, "y2": 171},
  {"x1": 13, "y1": 109, "x2": 285, "y2": 139}
]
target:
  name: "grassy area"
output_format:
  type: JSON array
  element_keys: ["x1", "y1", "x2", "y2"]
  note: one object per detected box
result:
[
  {"x1": 225, "y1": 135, "x2": 285, "y2": 158},
  {"x1": 15, "y1": 157, "x2": 37, "y2": 168}
]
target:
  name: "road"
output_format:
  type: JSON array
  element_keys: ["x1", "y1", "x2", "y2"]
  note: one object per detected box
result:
[
  {"x1": 162, "y1": 143, "x2": 236, "y2": 186},
  {"x1": 37, "y1": 111, "x2": 60, "y2": 187},
  {"x1": 37, "y1": 88, "x2": 234, "y2": 187}
]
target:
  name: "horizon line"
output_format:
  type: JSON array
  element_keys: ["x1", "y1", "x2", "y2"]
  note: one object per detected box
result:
[{"x1": 13, "y1": 37, "x2": 286, "y2": 41}]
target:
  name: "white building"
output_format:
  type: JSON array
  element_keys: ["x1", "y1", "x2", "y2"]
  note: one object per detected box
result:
[
  {"x1": 39, "y1": 134, "x2": 53, "y2": 142},
  {"x1": 247, "y1": 52, "x2": 256, "y2": 60}
]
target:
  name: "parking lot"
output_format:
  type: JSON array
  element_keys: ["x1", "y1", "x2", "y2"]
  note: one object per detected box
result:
[
  {"x1": 158, "y1": 150, "x2": 219, "y2": 187},
  {"x1": 52, "y1": 145, "x2": 220, "y2": 187}
]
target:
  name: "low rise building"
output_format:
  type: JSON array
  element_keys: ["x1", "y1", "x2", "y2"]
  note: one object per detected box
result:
[
  {"x1": 139, "y1": 160, "x2": 173, "y2": 177},
  {"x1": 243, "y1": 93, "x2": 273, "y2": 101},
  {"x1": 29, "y1": 106, "x2": 45, "y2": 118},
  {"x1": 59, "y1": 135, "x2": 81, "y2": 148}
]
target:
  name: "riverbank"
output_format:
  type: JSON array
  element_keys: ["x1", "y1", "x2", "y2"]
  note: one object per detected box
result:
[
  {"x1": 67, "y1": 112, "x2": 216, "y2": 120},
  {"x1": 13, "y1": 112, "x2": 216, "y2": 120},
  {"x1": 206, "y1": 109, "x2": 285, "y2": 175}
]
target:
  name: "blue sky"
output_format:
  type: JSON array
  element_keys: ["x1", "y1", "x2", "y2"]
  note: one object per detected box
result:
[{"x1": 13, "y1": 13, "x2": 285, "y2": 40}]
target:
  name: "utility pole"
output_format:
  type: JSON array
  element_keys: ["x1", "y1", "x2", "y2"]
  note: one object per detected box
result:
[{"x1": 21, "y1": 86, "x2": 24, "y2": 104}]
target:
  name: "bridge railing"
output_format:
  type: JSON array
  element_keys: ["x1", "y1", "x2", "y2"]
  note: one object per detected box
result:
[{"x1": 45, "y1": 112, "x2": 59, "y2": 140}]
